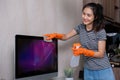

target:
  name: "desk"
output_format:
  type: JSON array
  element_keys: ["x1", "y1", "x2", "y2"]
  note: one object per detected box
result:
[
  {"x1": 50, "y1": 77, "x2": 82, "y2": 80},
  {"x1": 49, "y1": 77, "x2": 65, "y2": 80}
]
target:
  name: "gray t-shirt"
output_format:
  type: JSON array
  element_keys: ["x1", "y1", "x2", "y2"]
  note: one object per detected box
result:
[{"x1": 74, "y1": 24, "x2": 111, "y2": 70}]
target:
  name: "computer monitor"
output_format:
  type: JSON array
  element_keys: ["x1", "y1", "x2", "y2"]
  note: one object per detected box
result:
[{"x1": 15, "y1": 35, "x2": 58, "y2": 80}]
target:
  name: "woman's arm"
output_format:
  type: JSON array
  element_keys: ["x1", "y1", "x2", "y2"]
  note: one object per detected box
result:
[
  {"x1": 72, "y1": 40, "x2": 106, "y2": 58},
  {"x1": 44, "y1": 29, "x2": 77, "y2": 40},
  {"x1": 61, "y1": 29, "x2": 77, "y2": 40},
  {"x1": 94, "y1": 40, "x2": 106, "y2": 58}
]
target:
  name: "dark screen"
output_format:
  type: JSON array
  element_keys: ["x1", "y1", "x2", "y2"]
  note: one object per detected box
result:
[{"x1": 15, "y1": 35, "x2": 58, "y2": 78}]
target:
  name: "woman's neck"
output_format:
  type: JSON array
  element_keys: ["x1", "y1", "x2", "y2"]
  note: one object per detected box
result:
[{"x1": 86, "y1": 24, "x2": 93, "y2": 31}]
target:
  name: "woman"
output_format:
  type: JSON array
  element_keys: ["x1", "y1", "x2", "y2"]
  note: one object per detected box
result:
[{"x1": 44, "y1": 3, "x2": 115, "y2": 80}]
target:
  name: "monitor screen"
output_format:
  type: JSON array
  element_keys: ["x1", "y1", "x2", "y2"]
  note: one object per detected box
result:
[{"x1": 15, "y1": 35, "x2": 58, "y2": 79}]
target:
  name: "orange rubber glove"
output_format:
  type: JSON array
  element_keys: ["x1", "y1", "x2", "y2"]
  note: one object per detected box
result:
[
  {"x1": 44, "y1": 33, "x2": 64, "y2": 40},
  {"x1": 72, "y1": 43, "x2": 81, "y2": 49},
  {"x1": 72, "y1": 43, "x2": 95, "y2": 57}
]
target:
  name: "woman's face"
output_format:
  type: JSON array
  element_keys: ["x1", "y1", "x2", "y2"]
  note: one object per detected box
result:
[{"x1": 82, "y1": 7, "x2": 95, "y2": 26}]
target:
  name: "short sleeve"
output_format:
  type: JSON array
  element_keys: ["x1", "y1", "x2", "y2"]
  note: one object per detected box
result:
[
  {"x1": 97, "y1": 29, "x2": 107, "y2": 40},
  {"x1": 74, "y1": 24, "x2": 84, "y2": 34}
]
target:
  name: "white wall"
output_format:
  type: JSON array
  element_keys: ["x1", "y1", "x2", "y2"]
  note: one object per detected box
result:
[{"x1": 0, "y1": 0, "x2": 83, "y2": 80}]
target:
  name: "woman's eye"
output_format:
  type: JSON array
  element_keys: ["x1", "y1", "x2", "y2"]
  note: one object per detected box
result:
[
  {"x1": 82, "y1": 12, "x2": 91, "y2": 17},
  {"x1": 82, "y1": 12, "x2": 85, "y2": 15},
  {"x1": 87, "y1": 14, "x2": 91, "y2": 17}
]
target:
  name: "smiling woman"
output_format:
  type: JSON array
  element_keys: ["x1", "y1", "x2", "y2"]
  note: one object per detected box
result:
[{"x1": 44, "y1": 2, "x2": 115, "y2": 80}]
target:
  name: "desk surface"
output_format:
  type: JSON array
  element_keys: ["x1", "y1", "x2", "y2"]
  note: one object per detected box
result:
[
  {"x1": 50, "y1": 77, "x2": 65, "y2": 80},
  {"x1": 50, "y1": 77, "x2": 82, "y2": 80}
]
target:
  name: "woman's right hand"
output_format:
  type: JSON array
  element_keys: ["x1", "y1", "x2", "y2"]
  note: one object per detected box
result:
[{"x1": 44, "y1": 33, "x2": 64, "y2": 40}]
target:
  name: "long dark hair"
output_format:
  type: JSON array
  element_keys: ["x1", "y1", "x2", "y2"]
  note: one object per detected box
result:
[{"x1": 82, "y1": 3, "x2": 105, "y2": 32}]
